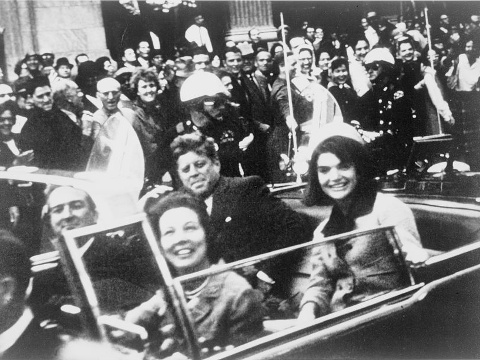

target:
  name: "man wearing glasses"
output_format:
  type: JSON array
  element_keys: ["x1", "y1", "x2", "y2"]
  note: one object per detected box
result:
[{"x1": 91, "y1": 77, "x2": 136, "y2": 135}]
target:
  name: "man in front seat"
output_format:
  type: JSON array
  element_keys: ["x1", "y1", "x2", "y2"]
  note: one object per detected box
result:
[{"x1": 41, "y1": 185, "x2": 98, "y2": 253}]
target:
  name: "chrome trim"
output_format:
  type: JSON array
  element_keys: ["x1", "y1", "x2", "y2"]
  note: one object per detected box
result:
[
  {"x1": 176, "y1": 225, "x2": 397, "y2": 283},
  {"x1": 209, "y1": 264, "x2": 480, "y2": 360}
]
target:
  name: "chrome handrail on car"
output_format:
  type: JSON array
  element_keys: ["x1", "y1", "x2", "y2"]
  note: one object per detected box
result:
[
  {"x1": 269, "y1": 182, "x2": 307, "y2": 195},
  {"x1": 175, "y1": 225, "x2": 401, "y2": 284}
]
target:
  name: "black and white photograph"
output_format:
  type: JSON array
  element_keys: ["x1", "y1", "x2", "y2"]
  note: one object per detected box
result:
[{"x1": 0, "y1": 1, "x2": 479, "y2": 359}]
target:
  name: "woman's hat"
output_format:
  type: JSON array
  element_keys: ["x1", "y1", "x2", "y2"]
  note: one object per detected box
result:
[
  {"x1": 310, "y1": 122, "x2": 365, "y2": 153},
  {"x1": 54, "y1": 57, "x2": 74, "y2": 70}
]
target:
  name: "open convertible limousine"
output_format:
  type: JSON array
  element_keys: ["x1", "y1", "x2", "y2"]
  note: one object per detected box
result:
[{"x1": 2, "y1": 133, "x2": 480, "y2": 359}]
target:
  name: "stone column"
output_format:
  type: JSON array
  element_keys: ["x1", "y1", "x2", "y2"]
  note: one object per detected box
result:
[
  {"x1": 0, "y1": 0, "x2": 109, "y2": 82},
  {"x1": 225, "y1": 0, "x2": 277, "y2": 44}
]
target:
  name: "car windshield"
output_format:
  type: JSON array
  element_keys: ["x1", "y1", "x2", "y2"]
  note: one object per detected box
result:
[
  {"x1": 167, "y1": 225, "x2": 415, "y2": 358},
  {"x1": 53, "y1": 219, "x2": 416, "y2": 359}
]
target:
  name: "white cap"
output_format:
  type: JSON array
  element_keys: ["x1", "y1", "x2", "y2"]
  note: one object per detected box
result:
[
  {"x1": 180, "y1": 72, "x2": 229, "y2": 102},
  {"x1": 364, "y1": 47, "x2": 395, "y2": 65}
]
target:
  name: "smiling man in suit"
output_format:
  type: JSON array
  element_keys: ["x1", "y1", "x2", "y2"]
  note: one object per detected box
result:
[{"x1": 170, "y1": 132, "x2": 313, "y2": 294}]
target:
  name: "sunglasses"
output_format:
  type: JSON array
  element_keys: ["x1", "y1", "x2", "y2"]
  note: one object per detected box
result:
[
  {"x1": 203, "y1": 97, "x2": 223, "y2": 107},
  {"x1": 365, "y1": 63, "x2": 380, "y2": 71}
]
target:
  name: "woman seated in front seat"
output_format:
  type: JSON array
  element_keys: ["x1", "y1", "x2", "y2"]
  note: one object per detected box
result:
[
  {"x1": 298, "y1": 123, "x2": 429, "y2": 322},
  {"x1": 126, "y1": 192, "x2": 265, "y2": 352}
]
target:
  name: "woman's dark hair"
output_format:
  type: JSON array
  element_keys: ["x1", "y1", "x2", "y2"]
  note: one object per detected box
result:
[
  {"x1": 303, "y1": 136, "x2": 377, "y2": 206},
  {"x1": 95, "y1": 56, "x2": 112, "y2": 76},
  {"x1": 14, "y1": 60, "x2": 28, "y2": 77},
  {"x1": 396, "y1": 36, "x2": 417, "y2": 54},
  {"x1": 129, "y1": 68, "x2": 159, "y2": 96},
  {"x1": 145, "y1": 191, "x2": 220, "y2": 265}
]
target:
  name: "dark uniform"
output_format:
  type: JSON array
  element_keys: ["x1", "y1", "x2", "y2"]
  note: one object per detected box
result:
[
  {"x1": 358, "y1": 80, "x2": 415, "y2": 173},
  {"x1": 328, "y1": 83, "x2": 359, "y2": 122}
]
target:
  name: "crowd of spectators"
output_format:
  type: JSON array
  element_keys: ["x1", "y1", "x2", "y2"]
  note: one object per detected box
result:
[{"x1": 0, "y1": 10, "x2": 479, "y2": 184}]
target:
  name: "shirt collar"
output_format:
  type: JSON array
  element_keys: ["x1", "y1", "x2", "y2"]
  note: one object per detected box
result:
[
  {"x1": 0, "y1": 307, "x2": 34, "y2": 355},
  {"x1": 204, "y1": 195, "x2": 213, "y2": 215},
  {"x1": 328, "y1": 81, "x2": 351, "y2": 89}
]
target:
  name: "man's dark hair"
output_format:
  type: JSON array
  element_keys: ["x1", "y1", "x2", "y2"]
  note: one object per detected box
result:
[
  {"x1": 122, "y1": 47, "x2": 135, "y2": 55},
  {"x1": 0, "y1": 100, "x2": 18, "y2": 116},
  {"x1": 223, "y1": 46, "x2": 242, "y2": 60},
  {"x1": 352, "y1": 37, "x2": 370, "y2": 49},
  {"x1": 171, "y1": 132, "x2": 219, "y2": 165},
  {"x1": 0, "y1": 230, "x2": 31, "y2": 298},
  {"x1": 24, "y1": 76, "x2": 51, "y2": 96},
  {"x1": 330, "y1": 56, "x2": 349, "y2": 72}
]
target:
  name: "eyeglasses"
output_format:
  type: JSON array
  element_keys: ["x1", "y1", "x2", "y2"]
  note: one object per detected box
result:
[
  {"x1": 0, "y1": 93, "x2": 13, "y2": 98},
  {"x1": 365, "y1": 63, "x2": 380, "y2": 71}
]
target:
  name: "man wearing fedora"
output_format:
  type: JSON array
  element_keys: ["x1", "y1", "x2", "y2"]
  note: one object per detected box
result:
[{"x1": 54, "y1": 57, "x2": 74, "y2": 80}]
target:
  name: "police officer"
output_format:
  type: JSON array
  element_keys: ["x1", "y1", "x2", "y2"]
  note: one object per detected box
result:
[
  {"x1": 176, "y1": 72, "x2": 253, "y2": 178},
  {"x1": 356, "y1": 48, "x2": 415, "y2": 174}
]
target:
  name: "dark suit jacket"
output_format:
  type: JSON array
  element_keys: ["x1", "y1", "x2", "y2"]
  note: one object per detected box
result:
[
  {"x1": 241, "y1": 72, "x2": 274, "y2": 128},
  {"x1": 208, "y1": 176, "x2": 313, "y2": 286},
  {"x1": 2, "y1": 316, "x2": 63, "y2": 360},
  {"x1": 0, "y1": 134, "x2": 20, "y2": 168},
  {"x1": 18, "y1": 106, "x2": 87, "y2": 171}
]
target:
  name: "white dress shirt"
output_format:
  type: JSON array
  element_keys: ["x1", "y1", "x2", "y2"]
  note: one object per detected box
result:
[{"x1": 0, "y1": 307, "x2": 33, "y2": 356}]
